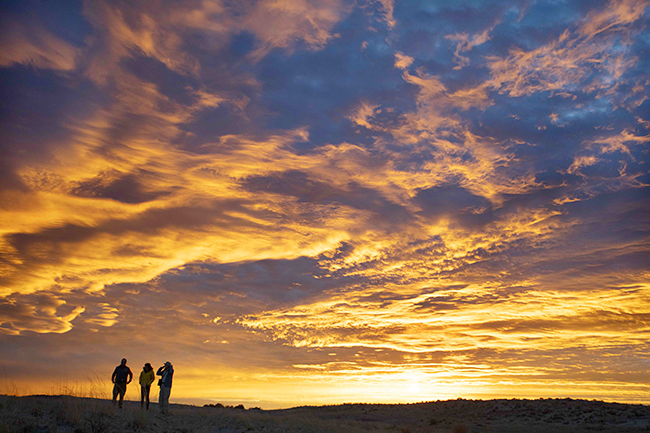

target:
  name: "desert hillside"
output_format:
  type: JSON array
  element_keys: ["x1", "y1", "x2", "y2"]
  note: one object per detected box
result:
[{"x1": 1, "y1": 394, "x2": 648, "y2": 433}]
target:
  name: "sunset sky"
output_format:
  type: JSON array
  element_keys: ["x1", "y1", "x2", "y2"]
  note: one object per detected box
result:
[{"x1": 1, "y1": 0, "x2": 649, "y2": 409}]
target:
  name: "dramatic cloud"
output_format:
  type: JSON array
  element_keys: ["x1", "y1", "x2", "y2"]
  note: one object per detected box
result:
[
  {"x1": 0, "y1": 19, "x2": 79, "y2": 71},
  {"x1": 0, "y1": 0, "x2": 648, "y2": 408}
]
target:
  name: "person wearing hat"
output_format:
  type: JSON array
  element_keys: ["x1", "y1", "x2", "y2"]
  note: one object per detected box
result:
[
  {"x1": 111, "y1": 358, "x2": 133, "y2": 409},
  {"x1": 156, "y1": 361, "x2": 174, "y2": 414}
]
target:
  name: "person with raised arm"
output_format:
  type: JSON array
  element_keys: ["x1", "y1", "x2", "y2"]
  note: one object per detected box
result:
[{"x1": 156, "y1": 361, "x2": 174, "y2": 414}]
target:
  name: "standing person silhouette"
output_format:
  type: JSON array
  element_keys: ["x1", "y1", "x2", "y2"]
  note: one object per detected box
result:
[
  {"x1": 139, "y1": 363, "x2": 155, "y2": 410},
  {"x1": 156, "y1": 361, "x2": 174, "y2": 414},
  {"x1": 111, "y1": 358, "x2": 133, "y2": 409}
]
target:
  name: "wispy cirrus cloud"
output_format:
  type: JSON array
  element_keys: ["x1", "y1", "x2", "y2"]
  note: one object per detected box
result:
[
  {"x1": 447, "y1": 20, "x2": 499, "y2": 70},
  {"x1": 0, "y1": 19, "x2": 79, "y2": 71},
  {"x1": 486, "y1": 0, "x2": 647, "y2": 101}
]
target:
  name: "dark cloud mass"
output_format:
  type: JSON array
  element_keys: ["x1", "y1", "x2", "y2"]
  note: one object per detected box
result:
[{"x1": 0, "y1": 0, "x2": 649, "y2": 408}]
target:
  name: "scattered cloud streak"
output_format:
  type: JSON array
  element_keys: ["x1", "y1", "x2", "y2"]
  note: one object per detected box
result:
[
  {"x1": 0, "y1": 0, "x2": 649, "y2": 406},
  {"x1": 0, "y1": 19, "x2": 79, "y2": 71}
]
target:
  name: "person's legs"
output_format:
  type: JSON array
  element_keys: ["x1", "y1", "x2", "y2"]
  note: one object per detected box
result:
[
  {"x1": 117, "y1": 383, "x2": 126, "y2": 408},
  {"x1": 112, "y1": 384, "x2": 119, "y2": 406},
  {"x1": 140, "y1": 385, "x2": 145, "y2": 409},
  {"x1": 144, "y1": 385, "x2": 150, "y2": 410},
  {"x1": 159, "y1": 386, "x2": 170, "y2": 414}
]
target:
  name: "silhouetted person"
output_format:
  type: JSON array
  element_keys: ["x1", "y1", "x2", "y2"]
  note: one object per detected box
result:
[
  {"x1": 156, "y1": 361, "x2": 174, "y2": 414},
  {"x1": 111, "y1": 358, "x2": 133, "y2": 408},
  {"x1": 139, "y1": 363, "x2": 155, "y2": 410}
]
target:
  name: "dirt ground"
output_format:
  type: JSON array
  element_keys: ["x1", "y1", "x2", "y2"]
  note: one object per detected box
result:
[{"x1": 1, "y1": 394, "x2": 649, "y2": 433}]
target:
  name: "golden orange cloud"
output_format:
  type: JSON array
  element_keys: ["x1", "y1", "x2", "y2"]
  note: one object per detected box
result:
[
  {"x1": 0, "y1": 20, "x2": 79, "y2": 71},
  {"x1": 0, "y1": 0, "x2": 648, "y2": 408}
]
